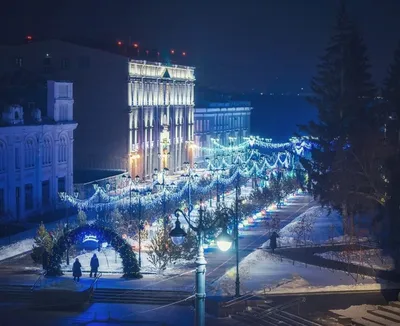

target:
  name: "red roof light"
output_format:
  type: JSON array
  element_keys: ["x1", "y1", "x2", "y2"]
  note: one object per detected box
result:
[
  {"x1": 117, "y1": 41, "x2": 123, "y2": 46},
  {"x1": 171, "y1": 49, "x2": 175, "y2": 54},
  {"x1": 182, "y1": 52, "x2": 186, "y2": 56},
  {"x1": 133, "y1": 43, "x2": 139, "y2": 48},
  {"x1": 26, "y1": 35, "x2": 32, "y2": 40}
]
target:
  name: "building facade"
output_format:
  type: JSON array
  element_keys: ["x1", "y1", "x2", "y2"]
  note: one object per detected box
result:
[
  {"x1": 128, "y1": 61, "x2": 195, "y2": 177},
  {"x1": 0, "y1": 40, "x2": 194, "y2": 180},
  {"x1": 0, "y1": 81, "x2": 77, "y2": 221},
  {"x1": 194, "y1": 101, "x2": 252, "y2": 163}
]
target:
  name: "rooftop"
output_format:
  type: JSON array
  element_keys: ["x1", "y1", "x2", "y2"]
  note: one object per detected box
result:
[
  {"x1": 73, "y1": 169, "x2": 126, "y2": 184},
  {"x1": 2, "y1": 37, "x2": 192, "y2": 67}
]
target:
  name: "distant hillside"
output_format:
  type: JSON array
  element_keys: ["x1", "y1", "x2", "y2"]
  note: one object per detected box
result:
[
  {"x1": 194, "y1": 87, "x2": 317, "y2": 141},
  {"x1": 248, "y1": 94, "x2": 316, "y2": 141}
]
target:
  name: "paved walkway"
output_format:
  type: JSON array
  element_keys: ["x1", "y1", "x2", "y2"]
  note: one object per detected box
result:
[
  {"x1": 274, "y1": 245, "x2": 400, "y2": 282},
  {"x1": 0, "y1": 194, "x2": 315, "y2": 293}
]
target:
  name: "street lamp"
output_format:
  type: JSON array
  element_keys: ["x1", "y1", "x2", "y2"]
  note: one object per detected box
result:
[
  {"x1": 216, "y1": 165, "x2": 242, "y2": 297},
  {"x1": 216, "y1": 227, "x2": 233, "y2": 252},
  {"x1": 58, "y1": 190, "x2": 79, "y2": 266},
  {"x1": 153, "y1": 168, "x2": 175, "y2": 236},
  {"x1": 170, "y1": 200, "x2": 231, "y2": 326},
  {"x1": 181, "y1": 161, "x2": 199, "y2": 224}
]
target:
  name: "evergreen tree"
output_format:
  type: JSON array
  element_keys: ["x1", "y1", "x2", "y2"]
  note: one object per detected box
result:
[
  {"x1": 31, "y1": 222, "x2": 53, "y2": 264},
  {"x1": 382, "y1": 41, "x2": 400, "y2": 270},
  {"x1": 300, "y1": 3, "x2": 377, "y2": 236},
  {"x1": 383, "y1": 41, "x2": 400, "y2": 125},
  {"x1": 76, "y1": 209, "x2": 87, "y2": 226}
]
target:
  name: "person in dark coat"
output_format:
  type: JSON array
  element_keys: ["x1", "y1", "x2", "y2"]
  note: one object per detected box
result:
[
  {"x1": 72, "y1": 258, "x2": 82, "y2": 282},
  {"x1": 270, "y1": 231, "x2": 280, "y2": 253},
  {"x1": 90, "y1": 254, "x2": 99, "y2": 278}
]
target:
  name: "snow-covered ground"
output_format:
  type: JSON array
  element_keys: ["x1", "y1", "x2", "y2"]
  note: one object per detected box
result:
[
  {"x1": 0, "y1": 238, "x2": 34, "y2": 261},
  {"x1": 316, "y1": 249, "x2": 395, "y2": 271},
  {"x1": 61, "y1": 247, "x2": 194, "y2": 276},
  {"x1": 210, "y1": 248, "x2": 399, "y2": 296},
  {"x1": 261, "y1": 206, "x2": 344, "y2": 248}
]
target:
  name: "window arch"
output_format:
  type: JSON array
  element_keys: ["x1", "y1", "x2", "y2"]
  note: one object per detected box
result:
[
  {"x1": 58, "y1": 135, "x2": 68, "y2": 163},
  {"x1": 0, "y1": 141, "x2": 6, "y2": 173},
  {"x1": 24, "y1": 138, "x2": 35, "y2": 168},
  {"x1": 43, "y1": 136, "x2": 52, "y2": 166}
]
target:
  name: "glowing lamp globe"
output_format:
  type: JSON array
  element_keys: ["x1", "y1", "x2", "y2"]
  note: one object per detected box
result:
[
  {"x1": 216, "y1": 230, "x2": 233, "y2": 252},
  {"x1": 170, "y1": 219, "x2": 187, "y2": 246}
]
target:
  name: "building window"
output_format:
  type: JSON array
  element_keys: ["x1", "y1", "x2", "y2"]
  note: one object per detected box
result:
[
  {"x1": 15, "y1": 147, "x2": 20, "y2": 170},
  {"x1": 0, "y1": 142, "x2": 6, "y2": 173},
  {"x1": 0, "y1": 188, "x2": 4, "y2": 216},
  {"x1": 61, "y1": 58, "x2": 70, "y2": 70},
  {"x1": 78, "y1": 56, "x2": 90, "y2": 69},
  {"x1": 24, "y1": 138, "x2": 35, "y2": 168},
  {"x1": 43, "y1": 137, "x2": 52, "y2": 166},
  {"x1": 15, "y1": 57, "x2": 23, "y2": 67},
  {"x1": 25, "y1": 184, "x2": 33, "y2": 210},
  {"x1": 58, "y1": 136, "x2": 67, "y2": 163},
  {"x1": 59, "y1": 104, "x2": 69, "y2": 121},
  {"x1": 58, "y1": 177, "x2": 66, "y2": 193},
  {"x1": 42, "y1": 180, "x2": 50, "y2": 206}
]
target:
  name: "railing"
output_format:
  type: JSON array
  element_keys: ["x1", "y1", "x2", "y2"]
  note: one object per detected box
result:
[
  {"x1": 257, "y1": 297, "x2": 306, "y2": 318},
  {"x1": 88, "y1": 272, "x2": 102, "y2": 301},
  {"x1": 31, "y1": 270, "x2": 47, "y2": 292},
  {"x1": 222, "y1": 293, "x2": 256, "y2": 308}
]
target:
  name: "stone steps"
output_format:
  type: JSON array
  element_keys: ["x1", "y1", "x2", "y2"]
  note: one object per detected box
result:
[{"x1": 329, "y1": 301, "x2": 400, "y2": 326}]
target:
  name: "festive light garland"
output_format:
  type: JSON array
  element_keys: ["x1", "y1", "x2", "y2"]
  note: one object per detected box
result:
[{"x1": 61, "y1": 135, "x2": 309, "y2": 210}]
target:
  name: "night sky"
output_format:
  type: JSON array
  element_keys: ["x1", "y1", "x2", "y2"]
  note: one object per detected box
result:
[
  {"x1": 2, "y1": 0, "x2": 400, "y2": 93},
  {"x1": 2, "y1": 0, "x2": 400, "y2": 138}
]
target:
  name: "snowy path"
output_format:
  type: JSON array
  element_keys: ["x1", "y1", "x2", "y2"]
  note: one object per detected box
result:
[{"x1": 0, "y1": 213, "x2": 78, "y2": 261}]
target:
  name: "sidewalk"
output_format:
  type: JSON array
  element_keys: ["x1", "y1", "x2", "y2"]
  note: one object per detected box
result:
[
  {"x1": 0, "y1": 213, "x2": 77, "y2": 247},
  {"x1": 274, "y1": 246, "x2": 400, "y2": 282}
]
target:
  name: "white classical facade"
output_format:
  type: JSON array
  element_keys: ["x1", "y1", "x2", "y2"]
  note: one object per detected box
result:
[
  {"x1": 194, "y1": 102, "x2": 252, "y2": 163},
  {"x1": 128, "y1": 60, "x2": 195, "y2": 177},
  {"x1": 0, "y1": 81, "x2": 77, "y2": 221}
]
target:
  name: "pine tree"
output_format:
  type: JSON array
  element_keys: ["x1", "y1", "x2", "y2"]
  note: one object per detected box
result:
[
  {"x1": 31, "y1": 222, "x2": 53, "y2": 264},
  {"x1": 382, "y1": 41, "x2": 400, "y2": 271},
  {"x1": 384, "y1": 41, "x2": 400, "y2": 124},
  {"x1": 300, "y1": 2, "x2": 377, "y2": 236},
  {"x1": 76, "y1": 209, "x2": 87, "y2": 226},
  {"x1": 147, "y1": 227, "x2": 172, "y2": 273}
]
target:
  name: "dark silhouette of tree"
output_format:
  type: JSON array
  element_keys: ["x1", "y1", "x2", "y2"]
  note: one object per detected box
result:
[
  {"x1": 300, "y1": 3, "x2": 379, "y2": 237},
  {"x1": 382, "y1": 41, "x2": 400, "y2": 272}
]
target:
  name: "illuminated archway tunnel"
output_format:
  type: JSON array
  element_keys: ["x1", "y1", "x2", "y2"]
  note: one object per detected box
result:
[{"x1": 46, "y1": 224, "x2": 142, "y2": 279}]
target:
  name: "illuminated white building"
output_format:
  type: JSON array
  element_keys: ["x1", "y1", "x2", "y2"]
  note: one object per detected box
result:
[
  {"x1": 0, "y1": 40, "x2": 195, "y2": 180},
  {"x1": 128, "y1": 60, "x2": 195, "y2": 177},
  {"x1": 0, "y1": 81, "x2": 77, "y2": 220},
  {"x1": 194, "y1": 101, "x2": 252, "y2": 163}
]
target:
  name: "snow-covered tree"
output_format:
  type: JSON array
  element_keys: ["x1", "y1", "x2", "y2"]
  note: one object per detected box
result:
[
  {"x1": 76, "y1": 209, "x2": 87, "y2": 226},
  {"x1": 31, "y1": 222, "x2": 53, "y2": 264}
]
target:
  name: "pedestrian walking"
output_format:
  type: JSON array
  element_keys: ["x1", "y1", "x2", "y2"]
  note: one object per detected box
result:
[
  {"x1": 270, "y1": 231, "x2": 280, "y2": 253},
  {"x1": 90, "y1": 253, "x2": 99, "y2": 278},
  {"x1": 72, "y1": 258, "x2": 82, "y2": 282}
]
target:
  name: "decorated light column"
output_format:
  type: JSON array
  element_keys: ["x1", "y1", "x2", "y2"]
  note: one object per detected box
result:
[{"x1": 170, "y1": 200, "x2": 232, "y2": 326}]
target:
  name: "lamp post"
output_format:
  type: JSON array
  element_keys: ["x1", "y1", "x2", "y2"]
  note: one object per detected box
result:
[
  {"x1": 153, "y1": 168, "x2": 175, "y2": 236},
  {"x1": 59, "y1": 190, "x2": 79, "y2": 266},
  {"x1": 181, "y1": 161, "x2": 199, "y2": 224},
  {"x1": 170, "y1": 200, "x2": 232, "y2": 326},
  {"x1": 217, "y1": 172, "x2": 242, "y2": 297},
  {"x1": 123, "y1": 174, "x2": 149, "y2": 268}
]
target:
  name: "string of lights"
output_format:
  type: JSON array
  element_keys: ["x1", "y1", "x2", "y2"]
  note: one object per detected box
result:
[{"x1": 60, "y1": 135, "x2": 310, "y2": 210}]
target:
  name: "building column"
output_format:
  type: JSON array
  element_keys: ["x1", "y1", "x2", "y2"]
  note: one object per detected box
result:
[{"x1": 36, "y1": 135, "x2": 43, "y2": 211}]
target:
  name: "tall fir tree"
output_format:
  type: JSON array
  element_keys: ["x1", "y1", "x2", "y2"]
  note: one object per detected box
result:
[
  {"x1": 301, "y1": 2, "x2": 377, "y2": 236},
  {"x1": 382, "y1": 41, "x2": 400, "y2": 269}
]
